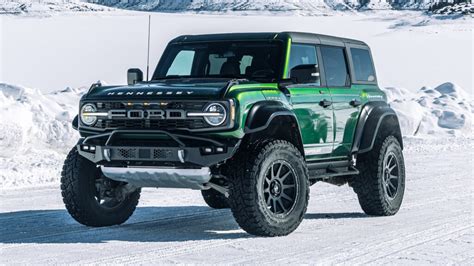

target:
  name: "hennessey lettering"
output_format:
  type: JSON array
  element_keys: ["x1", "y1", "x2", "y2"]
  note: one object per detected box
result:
[{"x1": 106, "y1": 91, "x2": 194, "y2": 96}]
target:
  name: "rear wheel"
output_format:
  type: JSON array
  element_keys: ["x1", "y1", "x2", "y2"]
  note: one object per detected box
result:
[
  {"x1": 352, "y1": 135, "x2": 405, "y2": 216},
  {"x1": 228, "y1": 140, "x2": 309, "y2": 236},
  {"x1": 61, "y1": 147, "x2": 140, "y2": 226}
]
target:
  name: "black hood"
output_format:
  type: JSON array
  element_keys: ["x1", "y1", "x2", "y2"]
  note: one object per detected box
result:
[{"x1": 83, "y1": 80, "x2": 232, "y2": 101}]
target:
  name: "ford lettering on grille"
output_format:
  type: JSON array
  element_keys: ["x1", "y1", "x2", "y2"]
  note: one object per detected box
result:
[{"x1": 109, "y1": 109, "x2": 186, "y2": 120}]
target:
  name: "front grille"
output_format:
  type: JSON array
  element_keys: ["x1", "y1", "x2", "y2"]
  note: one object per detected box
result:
[
  {"x1": 153, "y1": 149, "x2": 173, "y2": 159},
  {"x1": 110, "y1": 147, "x2": 176, "y2": 161},
  {"x1": 91, "y1": 101, "x2": 209, "y2": 130},
  {"x1": 117, "y1": 148, "x2": 137, "y2": 159}
]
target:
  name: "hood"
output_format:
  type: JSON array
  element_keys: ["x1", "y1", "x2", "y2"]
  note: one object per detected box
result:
[{"x1": 83, "y1": 80, "x2": 232, "y2": 101}]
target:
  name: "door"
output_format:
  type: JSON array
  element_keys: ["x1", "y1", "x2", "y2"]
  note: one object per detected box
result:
[
  {"x1": 320, "y1": 46, "x2": 361, "y2": 158},
  {"x1": 286, "y1": 43, "x2": 334, "y2": 160}
]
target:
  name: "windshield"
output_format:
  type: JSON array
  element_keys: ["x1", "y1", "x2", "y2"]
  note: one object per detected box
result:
[{"x1": 152, "y1": 41, "x2": 284, "y2": 82}]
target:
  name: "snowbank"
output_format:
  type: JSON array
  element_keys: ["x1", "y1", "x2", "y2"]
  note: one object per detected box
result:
[
  {"x1": 0, "y1": 83, "x2": 84, "y2": 187},
  {"x1": 383, "y1": 82, "x2": 473, "y2": 137}
]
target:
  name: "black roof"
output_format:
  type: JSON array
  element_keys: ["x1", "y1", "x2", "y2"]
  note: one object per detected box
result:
[{"x1": 170, "y1": 32, "x2": 367, "y2": 47}]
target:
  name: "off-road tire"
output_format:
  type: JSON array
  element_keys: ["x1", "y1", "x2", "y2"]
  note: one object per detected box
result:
[
  {"x1": 201, "y1": 188, "x2": 229, "y2": 209},
  {"x1": 352, "y1": 135, "x2": 405, "y2": 216},
  {"x1": 60, "y1": 147, "x2": 140, "y2": 227},
  {"x1": 228, "y1": 140, "x2": 309, "y2": 236}
]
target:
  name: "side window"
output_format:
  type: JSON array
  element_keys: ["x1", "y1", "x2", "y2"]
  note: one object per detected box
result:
[
  {"x1": 350, "y1": 48, "x2": 376, "y2": 82},
  {"x1": 320, "y1": 46, "x2": 349, "y2": 87},
  {"x1": 167, "y1": 50, "x2": 195, "y2": 76},
  {"x1": 288, "y1": 44, "x2": 319, "y2": 85}
]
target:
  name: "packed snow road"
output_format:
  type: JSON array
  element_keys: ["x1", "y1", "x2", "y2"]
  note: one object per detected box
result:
[{"x1": 1, "y1": 138, "x2": 472, "y2": 264}]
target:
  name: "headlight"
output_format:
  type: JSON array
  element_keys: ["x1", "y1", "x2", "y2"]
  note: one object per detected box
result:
[
  {"x1": 203, "y1": 103, "x2": 227, "y2": 126},
  {"x1": 80, "y1": 103, "x2": 98, "y2": 126}
]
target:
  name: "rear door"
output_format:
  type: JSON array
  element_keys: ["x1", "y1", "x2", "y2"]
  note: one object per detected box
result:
[
  {"x1": 286, "y1": 43, "x2": 334, "y2": 160},
  {"x1": 320, "y1": 45, "x2": 361, "y2": 158}
]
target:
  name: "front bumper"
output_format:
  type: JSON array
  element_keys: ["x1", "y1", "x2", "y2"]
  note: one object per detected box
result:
[{"x1": 77, "y1": 129, "x2": 240, "y2": 167}]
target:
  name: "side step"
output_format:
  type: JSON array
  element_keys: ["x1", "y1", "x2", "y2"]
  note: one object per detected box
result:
[{"x1": 307, "y1": 160, "x2": 359, "y2": 185}]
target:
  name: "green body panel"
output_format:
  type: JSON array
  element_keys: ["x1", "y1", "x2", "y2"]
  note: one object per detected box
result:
[
  {"x1": 286, "y1": 86, "x2": 333, "y2": 161},
  {"x1": 328, "y1": 86, "x2": 362, "y2": 158}
]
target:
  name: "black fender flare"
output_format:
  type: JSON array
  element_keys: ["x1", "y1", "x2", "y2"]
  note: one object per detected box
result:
[
  {"x1": 244, "y1": 101, "x2": 298, "y2": 134},
  {"x1": 352, "y1": 101, "x2": 403, "y2": 154},
  {"x1": 243, "y1": 101, "x2": 305, "y2": 156}
]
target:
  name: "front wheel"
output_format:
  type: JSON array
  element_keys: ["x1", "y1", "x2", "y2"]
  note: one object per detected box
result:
[
  {"x1": 228, "y1": 140, "x2": 309, "y2": 236},
  {"x1": 60, "y1": 147, "x2": 141, "y2": 226},
  {"x1": 352, "y1": 135, "x2": 405, "y2": 216}
]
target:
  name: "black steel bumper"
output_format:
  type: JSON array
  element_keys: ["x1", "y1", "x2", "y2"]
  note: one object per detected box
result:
[{"x1": 77, "y1": 129, "x2": 240, "y2": 167}]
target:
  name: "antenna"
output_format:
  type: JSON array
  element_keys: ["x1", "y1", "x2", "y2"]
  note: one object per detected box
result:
[{"x1": 146, "y1": 15, "x2": 151, "y2": 81}]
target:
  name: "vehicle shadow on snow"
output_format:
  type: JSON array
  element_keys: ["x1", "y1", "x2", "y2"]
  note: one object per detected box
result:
[
  {"x1": 304, "y1": 212, "x2": 367, "y2": 219},
  {"x1": 0, "y1": 207, "x2": 368, "y2": 244},
  {"x1": 0, "y1": 206, "x2": 250, "y2": 244}
]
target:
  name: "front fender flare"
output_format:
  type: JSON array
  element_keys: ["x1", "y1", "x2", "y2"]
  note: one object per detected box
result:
[{"x1": 244, "y1": 101, "x2": 297, "y2": 134}]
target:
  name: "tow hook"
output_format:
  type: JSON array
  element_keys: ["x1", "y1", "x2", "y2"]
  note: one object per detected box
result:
[
  {"x1": 103, "y1": 148, "x2": 111, "y2": 162},
  {"x1": 178, "y1": 149, "x2": 185, "y2": 163}
]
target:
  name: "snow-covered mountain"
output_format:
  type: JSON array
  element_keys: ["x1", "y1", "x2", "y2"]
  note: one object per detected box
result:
[
  {"x1": 2, "y1": 0, "x2": 471, "y2": 16},
  {"x1": 0, "y1": 0, "x2": 114, "y2": 15},
  {"x1": 85, "y1": 0, "x2": 462, "y2": 13}
]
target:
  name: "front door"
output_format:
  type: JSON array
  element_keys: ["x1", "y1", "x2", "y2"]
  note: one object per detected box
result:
[{"x1": 286, "y1": 43, "x2": 334, "y2": 161}]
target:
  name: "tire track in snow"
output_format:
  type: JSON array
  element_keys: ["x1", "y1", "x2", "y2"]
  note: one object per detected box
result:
[
  {"x1": 67, "y1": 212, "x2": 249, "y2": 264},
  {"x1": 363, "y1": 226, "x2": 473, "y2": 264}
]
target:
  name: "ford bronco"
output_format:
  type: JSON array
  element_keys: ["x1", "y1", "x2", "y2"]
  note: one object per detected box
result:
[{"x1": 61, "y1": 32, "x2": 405, "y2": 236}]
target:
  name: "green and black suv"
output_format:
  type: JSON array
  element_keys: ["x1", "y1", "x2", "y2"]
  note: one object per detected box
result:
[{"x1": 61, "y1": 32, "x2": 405, "y2": 236}]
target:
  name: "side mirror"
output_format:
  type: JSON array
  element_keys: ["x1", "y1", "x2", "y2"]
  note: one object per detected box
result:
[
  {"x1": 127, "y1": 68, "x2": 143, "y2": 85},
  {"x1": 290, "y1": 64, "x2": 320, "y2": 84}
]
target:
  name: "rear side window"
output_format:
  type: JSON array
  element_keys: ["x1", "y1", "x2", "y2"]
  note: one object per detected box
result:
[
  {"x1": 351, "y1": 48, "x2": 376, "y2": 82},
  {"x1": 320, "y1": 46, "x2": 349, "y2": 87}
]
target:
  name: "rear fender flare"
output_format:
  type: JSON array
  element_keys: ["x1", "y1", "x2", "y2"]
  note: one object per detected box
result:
[{"x1": 352, "y1": 101, "x2": 403, "y2": 154}]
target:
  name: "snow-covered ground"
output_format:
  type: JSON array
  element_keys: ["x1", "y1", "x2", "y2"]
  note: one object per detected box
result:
[{"x1": 1, "y1": 137, "x2": 472, "y2": 264}]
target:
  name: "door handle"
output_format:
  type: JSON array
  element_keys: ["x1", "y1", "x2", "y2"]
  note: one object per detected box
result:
[
  {"x1": 349, "y1": 99, "x2": 362, "y2": 107},
  {"x1": 319, "y1": 99, "x2": 332, "y2": 108}
]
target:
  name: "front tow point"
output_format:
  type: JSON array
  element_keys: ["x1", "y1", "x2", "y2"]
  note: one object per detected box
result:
[
  {"x1": 178, "y1": 149, "x2": 185, "y2": 163},
  {"x1": 103, "y1": 148, "x2": 111, "y2": 162}
]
